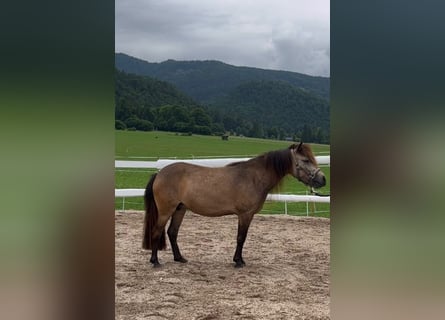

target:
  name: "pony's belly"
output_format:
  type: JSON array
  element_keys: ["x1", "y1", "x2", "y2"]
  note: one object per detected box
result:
[
  {"x1": 190, "y1": 209, "x2": 234, "y2": 217},
  {"x1": 185, "y1": 202, "x2": 236, "y2": 217}
]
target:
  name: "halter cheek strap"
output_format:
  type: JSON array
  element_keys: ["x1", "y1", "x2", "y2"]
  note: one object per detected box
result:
[{"x1": 296, "y1": 160, "x2": 320, "y2": 181}]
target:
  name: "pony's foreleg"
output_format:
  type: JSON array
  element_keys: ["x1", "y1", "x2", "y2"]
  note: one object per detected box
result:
[
  {"x1": 167, "y1": 206, "x2": 187, "y2": 263},
  {"x1": 233, "y1": 213, "x2": 254, "y2": 268}
]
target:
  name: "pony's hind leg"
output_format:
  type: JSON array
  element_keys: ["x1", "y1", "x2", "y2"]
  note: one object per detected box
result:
[
  {"x1": 150, "y1": 214, "x2": 170, "y2": 267},
  {"x1": 167, "y1": 204, "x2": 187, "y2": 263}
]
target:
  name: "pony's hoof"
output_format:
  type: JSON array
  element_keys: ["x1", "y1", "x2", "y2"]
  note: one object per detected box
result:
[
  {"x1": 150, "y1": 258, "x2": 161, "y2": 268},
  {"x1": 174, "y1": 257, "x2": 188, "y2": 263},
  {"x1": 234, "y1": 261, "x2": 245, "y2": 268}
]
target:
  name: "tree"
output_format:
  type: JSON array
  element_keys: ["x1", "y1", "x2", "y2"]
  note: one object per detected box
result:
[
  {"x1": 223, "y1": 115, "x2": 238, "y2": 132},
  {"x1": 137, "y1": 119, "x2": 154, "y2": 131},
  {"x1": 191, "y1": 107, "x2": 211, "y2": 127},
  {"x1": 115, "y1": 120, "x2": 126, "y2": 130},
  {"x1": 125, "y1": 116, "x2": 153, "y2": 131},
  {"x1": 155, "y1": 105, "x2": 192, "y2": 131},
  {"x1": 267, "y1": 127, "x2": 278, "y2": 139},
  {"x1": 250, "y1": 121, "x2": 264, "y2": 138},
  {"x1": 301, "y1": 124, "x2": 313, "y2": 142},
  {"x1": 210, "y1": 122, "x2": 225, "y2": 135},
  {"x1": 313, "y1": 127, "x2": 324, "y2": 143},
  {"x1": 139, "y1": 107, "x2": 155, "y2": 122},
  {"x1": 278, "y1": 128, "x2": 286, "y2": 140},
  {"x1": 193, "y1": 125, "x2": 211, "y2": 135},
  {"x1": 174, "y1": 121, "x2": 193, "y2": 132}
]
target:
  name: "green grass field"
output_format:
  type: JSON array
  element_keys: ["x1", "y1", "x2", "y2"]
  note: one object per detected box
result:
[{"x1": 115, "y1": 130, "x2": 330, "y2": 217}]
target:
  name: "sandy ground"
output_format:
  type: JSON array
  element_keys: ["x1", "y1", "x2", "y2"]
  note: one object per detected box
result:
[{"x1": 115, "y1": 211, "x2": 330, "y2": 320}]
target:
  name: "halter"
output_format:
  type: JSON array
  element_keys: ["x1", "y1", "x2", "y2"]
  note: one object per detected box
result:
[
  {"x1": 295, "y1": 160, "x2": 330, "y2": 197},
  {"x1": 295, "y1": 159, "x2": 321, "y2": 183}
]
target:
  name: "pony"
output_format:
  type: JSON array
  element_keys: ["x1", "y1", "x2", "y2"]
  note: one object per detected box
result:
[{"x1": 143, "y1": 142, "x2": 326, "y2": 268}]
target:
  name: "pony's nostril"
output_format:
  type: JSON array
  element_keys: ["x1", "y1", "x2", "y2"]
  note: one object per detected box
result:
[{"x1": 322, "y1": 175, "x2": 326, "y2": 183}]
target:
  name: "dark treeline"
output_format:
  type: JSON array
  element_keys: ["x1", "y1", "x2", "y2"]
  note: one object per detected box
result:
[
  {"x1": 209, "y1": 80, "x2": 329, "y2": 142},
  {"x1": 115, "y1": 69, "x2": 329, "y2": 143},
  {"x1": 115, "y1": 70, "x2": 221, "y2": 135}
]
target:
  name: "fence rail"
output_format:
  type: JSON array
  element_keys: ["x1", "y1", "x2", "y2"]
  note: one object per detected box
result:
[
  {"x1": 115, "y1": 155, "x2": 330, "y2": 169},
  {"x1": 115, "y1": 156, "x2": 330, "y2": 215},
  {"x1": 115, "y1": 188, "x2": 330, "y2": 203}
]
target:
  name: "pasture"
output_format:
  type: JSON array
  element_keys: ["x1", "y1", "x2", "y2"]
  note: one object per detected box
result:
[
  {"x1": 116, "y1": 130, "x2": 330, "y2": 159},
  {"x1": 115, "y1": 130, "x2": 330, "y2": 217}
]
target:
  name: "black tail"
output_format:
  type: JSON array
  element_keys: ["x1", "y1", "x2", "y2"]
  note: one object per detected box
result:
[{"x1": 142, "y1": 173, "x2": 166, "y2": 250}]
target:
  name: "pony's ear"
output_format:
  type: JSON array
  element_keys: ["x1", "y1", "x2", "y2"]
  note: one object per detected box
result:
[
  {"x1": 289, "y1": 142, "x2": 304, "y2": 151},
  {"x1": 297, "y1": 141, "x2": 303, "y2": 152}
]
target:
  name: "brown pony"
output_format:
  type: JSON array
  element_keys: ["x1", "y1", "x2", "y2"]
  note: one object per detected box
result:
[{"x1": 143, "y1": 142, "x2": 326, "y2": 268}]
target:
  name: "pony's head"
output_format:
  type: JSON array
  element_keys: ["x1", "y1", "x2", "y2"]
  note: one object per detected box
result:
[{"x1": 289, "y1": 142, "x2": 326, "y2": 189}]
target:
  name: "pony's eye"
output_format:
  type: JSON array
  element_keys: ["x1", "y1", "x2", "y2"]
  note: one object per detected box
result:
[{"x1": 303, "y1": 159, "x2": 310, "y2": 163}]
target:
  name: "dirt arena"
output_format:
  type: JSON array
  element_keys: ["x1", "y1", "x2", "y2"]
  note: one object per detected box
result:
[{"x1": 115, "y1": 211, "x2": 330, "y2": 320}]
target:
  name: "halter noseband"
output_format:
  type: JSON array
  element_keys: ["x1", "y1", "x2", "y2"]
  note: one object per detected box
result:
[{"x1": 295, "y1": 159, "x2": 321, "y2": 184}]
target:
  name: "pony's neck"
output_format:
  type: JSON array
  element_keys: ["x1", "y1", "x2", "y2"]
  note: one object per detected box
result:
[
  {"x1": 264, "y1": 170, "x2": 285, "y2": 193},
  {"x1": 251, "y1": 154, "x2": 290, "y2": 193}
]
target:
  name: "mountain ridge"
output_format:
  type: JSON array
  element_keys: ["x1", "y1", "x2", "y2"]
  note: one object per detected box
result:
[{"x1": 115, "y1": 52, "x2": 329, "y2": 102}]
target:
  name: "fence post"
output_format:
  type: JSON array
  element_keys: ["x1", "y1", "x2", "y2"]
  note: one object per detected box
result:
[
  {"x1": 122, "y1": 197, "x2": 125, "y2": 213},
  {"x1": 306, "y1": 191, "x2": 309, "y2": 217},
  {"x1": 284, "y1": 200, "x2": 288, "y2": 215}
]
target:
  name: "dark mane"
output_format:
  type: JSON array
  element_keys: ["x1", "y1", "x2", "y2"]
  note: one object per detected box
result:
[
  {"x1": 263, "y1": 149, "x2": 293, "y2": 179},
  {"x1": 228, "y1": 148, "x2": 293, "y2": 180}
]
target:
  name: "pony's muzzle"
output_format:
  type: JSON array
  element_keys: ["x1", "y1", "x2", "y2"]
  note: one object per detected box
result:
[{"x1": 312, "y1": 172, "x2": 326, "y2": 189}]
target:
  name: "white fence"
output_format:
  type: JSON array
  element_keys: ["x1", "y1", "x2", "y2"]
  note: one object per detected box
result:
[
  {"x1": 115, "y1": 156, "x2": 330, "y2": 215},
  {"x1": 115, "y1": 155, "x2": 330, "y2": 169}
]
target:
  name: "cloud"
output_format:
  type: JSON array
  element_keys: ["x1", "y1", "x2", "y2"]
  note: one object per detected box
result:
[{"x1": 116, "y1": 0, "x2": 330, "y2": 76}]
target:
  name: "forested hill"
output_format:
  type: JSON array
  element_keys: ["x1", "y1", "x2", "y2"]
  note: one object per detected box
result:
[
  {"x1": 115, "y1": 69, "x2": 329, "y2": 143},
  {"x1": 116, "y1": 69, "x2": 199, "y2": 120},
  {"x1": 115, "y1": 69, "x2": 220, "y2": 135},
  {"x1": 115, "y1": 53, "x2": 329, "y2": 103},
  {"x1": 212, "y1": 80, "x2": 329, "y2": 139}
]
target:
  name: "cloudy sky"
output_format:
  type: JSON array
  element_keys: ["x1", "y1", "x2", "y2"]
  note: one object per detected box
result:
[{"x1": 116, "y1": 0, "x2": 329, "y2": 77}]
